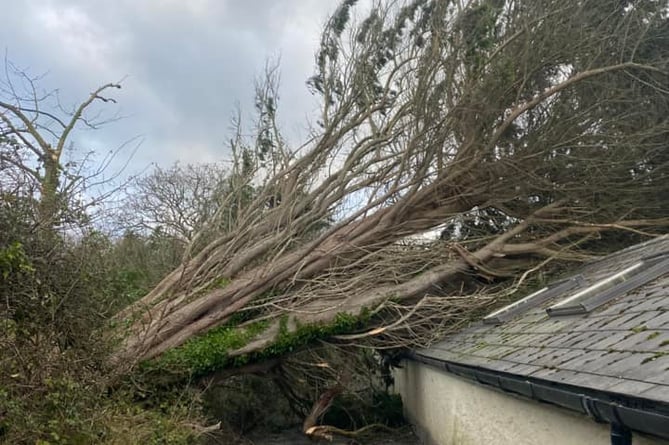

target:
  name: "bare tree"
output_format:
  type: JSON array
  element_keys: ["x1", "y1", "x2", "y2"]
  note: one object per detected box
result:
[
  {"x1": 112, "y1": 0, "x2": 669, "y2": 395},
  {"x1": 120, "y1": 100, "x2": 293, "y2": 243},
  {"x1": 0, "y1": 60, "x2": 124, "y2": 230},
  {"x1": 122, "y1": 162, "x2": 232, "y2": 242}
]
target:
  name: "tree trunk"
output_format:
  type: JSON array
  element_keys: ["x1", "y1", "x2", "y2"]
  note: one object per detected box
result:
[
  {"x1": 108, "y1": 0, "x2": 669, "y2": 379},
  {"x1": 38, "y1": 153, "x2": 60, "y2": 229}
]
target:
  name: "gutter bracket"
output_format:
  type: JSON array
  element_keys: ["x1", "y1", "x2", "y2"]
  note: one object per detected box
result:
[{"x1": 610, "y1": 422, "x2": 632, "y2": 445}]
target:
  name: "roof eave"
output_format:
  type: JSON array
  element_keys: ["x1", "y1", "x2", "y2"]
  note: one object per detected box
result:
[{"x1": 404, "y1": 351, "x2": 669, "y2": 441}]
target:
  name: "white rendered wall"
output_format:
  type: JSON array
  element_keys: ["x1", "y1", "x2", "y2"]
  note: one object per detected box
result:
[{"x1": 394, "y1": 361, "x2": 663, "y2": 445}]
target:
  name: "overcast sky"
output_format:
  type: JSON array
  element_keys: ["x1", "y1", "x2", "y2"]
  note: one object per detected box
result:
[{"x1": 0, "y1": 0, "x2": 337, "y2": 173}]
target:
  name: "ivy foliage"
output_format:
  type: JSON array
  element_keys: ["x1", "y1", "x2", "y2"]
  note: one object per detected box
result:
[
  {"x1": 145, "y1": 309, "x2": 372, "y2": 379},
  {"x1": 0, "y1": 241, "x2": 34, "y2": 279}
]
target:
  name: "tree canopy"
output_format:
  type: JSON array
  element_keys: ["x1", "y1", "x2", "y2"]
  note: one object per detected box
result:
[
  {"x1": 2, "y1": 0, "x2": 669, "y2": 442},
  {"x1": 114, "y1": 0, "x2": 669, "y2": 376}
]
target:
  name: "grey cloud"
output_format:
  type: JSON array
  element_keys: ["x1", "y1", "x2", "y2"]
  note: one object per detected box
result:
[{"x1": 0, "y1": 0, "x2": 337, "y2": 174}]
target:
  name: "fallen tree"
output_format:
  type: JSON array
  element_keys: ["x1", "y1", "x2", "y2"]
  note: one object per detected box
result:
[
  {"x1": 2, "y1": 1, "x2": 666, "y2": 441},
  {"x1": 111, "y1": 0, "x2": 669, "y2": 383}
]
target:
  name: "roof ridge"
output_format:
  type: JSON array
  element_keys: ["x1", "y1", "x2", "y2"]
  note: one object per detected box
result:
[{"x1": 583, "y1": 234, "x2": 669, "y2": 268}]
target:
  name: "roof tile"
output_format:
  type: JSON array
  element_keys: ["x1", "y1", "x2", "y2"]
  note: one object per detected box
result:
[{"x1": 417, "y1": 236, "x2": 669, "y2": 403}]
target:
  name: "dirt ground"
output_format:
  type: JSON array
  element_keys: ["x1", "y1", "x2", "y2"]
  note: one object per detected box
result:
[{"x1": 242, "y1": 426, "x2": 421, "y2": 444}]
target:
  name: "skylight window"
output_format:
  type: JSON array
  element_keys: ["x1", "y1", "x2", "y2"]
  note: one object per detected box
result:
[
  {"x1": 484, "y1": 287, "x2": 548, "y2": 325},
  {"x1": 483, "y1": 277, "x2": 582, "y2": 325},
  {"x1": 547, "y1": 254, "x2": 669, "y2": 316}
]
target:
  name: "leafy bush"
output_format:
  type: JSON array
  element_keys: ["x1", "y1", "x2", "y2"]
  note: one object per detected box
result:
[
  {"x1": 0, "y1": 196, "x2": 203, "y2": 444},
  {"x1": 0, "y1": 377, "x2": 202, "y2": 445}
]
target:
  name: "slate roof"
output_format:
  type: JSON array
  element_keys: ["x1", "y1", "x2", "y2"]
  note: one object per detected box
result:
[{"x1": 415, "y1": 235, "x2": 669, "y2": 404}]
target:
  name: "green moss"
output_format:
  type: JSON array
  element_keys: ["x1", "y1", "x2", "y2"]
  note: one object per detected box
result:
[
  {"x1": 209, "y1": 277, "x2": 231, "y2": 289},
  {"x1": 472, "y1": 341, "x2": 488, "y2": 351},
  {"x1": 258, "y1": 311, "x2": 371, "y2": 359},
  {"x1": 646, "y1": 331, "x2": 660, "y2": 341},
  {"x1": 631, "y1": 324, "x2": 648, "y2": 334},
  {"x1": 660, "y1": 340, "x2": 669, "y2": 347},
  {"x1": 641, "y1": 351, "x2": 668, "y2": 365}
]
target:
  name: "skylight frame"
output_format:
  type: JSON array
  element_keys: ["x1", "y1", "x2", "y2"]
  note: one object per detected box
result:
[
  {"x1": 483, "y1": 276, "x2": 583, "y2": 325},
  {"x1": 546, "y1": 253, "x2": 669, "y2": 317}
]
